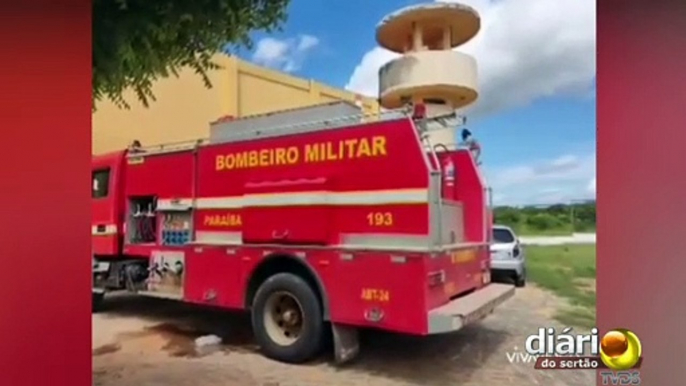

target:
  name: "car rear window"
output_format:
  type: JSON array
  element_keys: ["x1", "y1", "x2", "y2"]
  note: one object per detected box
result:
[{"x1": 493, "y1": 228, "x2": 515, "y2": 243}]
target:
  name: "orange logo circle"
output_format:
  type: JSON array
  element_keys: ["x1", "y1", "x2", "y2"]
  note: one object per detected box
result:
[{"x1": 599, "y1": 329, "x2": 641, "y2": 370}]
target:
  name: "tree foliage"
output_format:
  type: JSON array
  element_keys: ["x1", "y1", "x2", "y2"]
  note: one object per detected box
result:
[
  {"x1": 526, "y1": 213, "x2": 562, "y2": 231},
  {"x1": 493, "y1": 201, "x2": 596, "y2": 234},
  {"x1": 93, "y1": 0, "x2": 290, "y2": 109}
]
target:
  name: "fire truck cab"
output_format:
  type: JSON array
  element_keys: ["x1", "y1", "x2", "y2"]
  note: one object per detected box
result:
[{"x1": 91, "y1": 102, "x2": 514, "y2": 364}]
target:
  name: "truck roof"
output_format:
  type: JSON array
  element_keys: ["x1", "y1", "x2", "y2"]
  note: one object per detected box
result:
[
  {"x1": 92, "y1": 150, "x2": 125, "y2": 163},
  {"x1": 92, "y1": 150, "x2": 127, "y2": 170}
]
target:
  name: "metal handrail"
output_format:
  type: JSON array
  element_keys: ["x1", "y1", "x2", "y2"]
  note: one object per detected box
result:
[
  {"x1": 126, "y1": 138, "x2": 207, "y2": 158},
  {"x1": 127, "y1": 107, "x2": 465, "y2": 158}
]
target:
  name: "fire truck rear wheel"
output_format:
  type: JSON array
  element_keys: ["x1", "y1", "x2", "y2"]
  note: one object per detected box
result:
[
  {"x1": 251, "y1": 273, "x2": 324, "y2": 363},
  {"x1": 92, "y1": 293, "x2": 104, "y2": 312}
]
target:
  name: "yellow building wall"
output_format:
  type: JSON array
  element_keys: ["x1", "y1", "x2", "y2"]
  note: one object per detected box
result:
[{"x1": 92, "y1": 55, "x2": 379, "y2": 155}]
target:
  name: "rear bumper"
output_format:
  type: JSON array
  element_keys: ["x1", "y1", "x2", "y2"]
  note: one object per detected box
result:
[
  {"x1": 490, "y1": 259, "x2": 525, "y2": 276},
  {"x1": 427, "y1": 283, "x2": 515, "y2": 334}
]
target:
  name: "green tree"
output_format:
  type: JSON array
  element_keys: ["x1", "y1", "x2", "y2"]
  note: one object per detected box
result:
[
  {"x1": 526, "y1": 212, "x2": 562, "y2": 231},
  {"x1": 93, "y1": 0, "x2": 290, "y2": 109},
  {"x1": 572, "y1": 202, "x2": 596, "y2": 231},
  {"x1": 493, "y1": 202, "x2": 596, "y2": 234},
  {"x1": 545, "y1": 204, "x2": 568, "y2": 216},
  {"x1": 493, "y1": 206, "x2": 522, "y2": 228}
]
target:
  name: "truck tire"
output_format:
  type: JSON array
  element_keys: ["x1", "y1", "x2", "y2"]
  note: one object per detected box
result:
[
  {"x1": 251, "y1": 272, "x2": 324, "y2": 363},
  {"x1": 92, "y1": 292, "x2": 104, "y2": 313}
]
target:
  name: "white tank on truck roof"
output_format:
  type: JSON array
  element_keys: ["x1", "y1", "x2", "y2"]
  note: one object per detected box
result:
[{"x1": 376, "y1": 2, "x2": 480, "y2": 148}]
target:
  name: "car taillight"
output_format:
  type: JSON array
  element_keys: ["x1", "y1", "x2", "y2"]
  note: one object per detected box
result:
[{"x1": 513, "y1": 245, "x2": 520, "y2": 257}]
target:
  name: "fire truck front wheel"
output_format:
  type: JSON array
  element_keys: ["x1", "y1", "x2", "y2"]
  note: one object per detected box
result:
[{"x1": 251, "y1": 273, "x2": 324, "y2": 363}]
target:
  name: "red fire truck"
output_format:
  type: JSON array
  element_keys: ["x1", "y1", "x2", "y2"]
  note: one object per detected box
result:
[{"x1": 91, "y1": 102, "x2": 514, "y2": 364}]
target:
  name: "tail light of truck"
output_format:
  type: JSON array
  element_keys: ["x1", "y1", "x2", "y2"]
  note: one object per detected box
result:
[{"x1": 427, "y1": 270, "x2": 446, "y2": 287}]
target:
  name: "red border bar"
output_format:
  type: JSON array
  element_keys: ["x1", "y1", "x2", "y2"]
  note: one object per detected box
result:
[
  {"x1": 598, "y1": 0, "x2": 686, "y2": 384},
  {"x1": 0, "y1": 0, "x2": 685, "y2": 385},
  {"x1": 0, "y1": 2, "x2": 91, "y2": 385}
]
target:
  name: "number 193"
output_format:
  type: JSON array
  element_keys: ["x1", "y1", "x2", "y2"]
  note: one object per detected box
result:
[{"x1": 367, "y1": 212, "x2": 393, "y2": 226}]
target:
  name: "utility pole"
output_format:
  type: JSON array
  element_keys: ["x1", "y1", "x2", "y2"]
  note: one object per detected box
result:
[
  {"x1": 568, "y1": 199, "x2": 588, "y2": 233},
  {"x1": 570, "y1": 203, "x2": 575, "y2": 233}
]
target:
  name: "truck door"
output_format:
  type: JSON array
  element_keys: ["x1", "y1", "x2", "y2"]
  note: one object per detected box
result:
[{"x1": 92, "y1": 152, "x2": 124, "y2": 256}]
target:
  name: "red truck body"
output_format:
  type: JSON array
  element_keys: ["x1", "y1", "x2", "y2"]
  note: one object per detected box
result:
[{"x1": 91, "y1": 105, "x2": 513, "y2": 363}]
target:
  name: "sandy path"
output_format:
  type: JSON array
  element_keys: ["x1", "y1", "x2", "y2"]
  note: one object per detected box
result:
[{"x1": 93, "y1": 285, "x2": 595, "y2": 386}]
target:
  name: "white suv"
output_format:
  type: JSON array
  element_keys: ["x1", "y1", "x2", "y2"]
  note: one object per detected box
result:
[{"x1": 490, "y1": 225, "x2": 526, "y2": 287}]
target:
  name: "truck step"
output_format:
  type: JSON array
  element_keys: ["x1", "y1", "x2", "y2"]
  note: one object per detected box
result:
[{"x1": 428, "y1": 283, "x2": 515, "y2": 333}]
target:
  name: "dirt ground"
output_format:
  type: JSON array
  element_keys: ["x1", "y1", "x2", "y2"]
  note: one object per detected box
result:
[{"x1": 93, "y1": 286, "x2": 595, "y2": 386}]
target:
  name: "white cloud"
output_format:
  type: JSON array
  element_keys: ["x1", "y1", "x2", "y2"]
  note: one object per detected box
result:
[
  {"x1": 252, "y1": 34, "x2": 320, "y2": 72},
  {"x1": 297, "y1": 35, "x2": 319, "y2": 51},
  {"x1": 346, "y1": 48, "x2": 394, "y2": 98},
  {"x1": 345, "y1": 0, "x2": 596, "y2": 117},
  {"x1": 485, "y1": 153, "x2": 596, "y2": 206},
  {"x1": 587, "y1": 176, "x2": 596, "y2": 195}
]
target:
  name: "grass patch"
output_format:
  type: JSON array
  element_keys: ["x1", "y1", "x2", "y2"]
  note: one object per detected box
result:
[
  {"x1": 509, "y1": 225, "x2": 597, "y2": 236},
  {"x1": 526, "y1": 244, "x2": 596, "y2": 328},
  {"x1": 514, "y1": 226, "x2": 574, "y2": 236},
  {"x1": 557, "y1": 307, "x2": 596, "y2": 329}
]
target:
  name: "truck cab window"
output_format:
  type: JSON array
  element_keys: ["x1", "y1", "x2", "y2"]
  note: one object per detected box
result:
[{"x1": 92, "y1": 169, "x2": 110, "y2": 198}]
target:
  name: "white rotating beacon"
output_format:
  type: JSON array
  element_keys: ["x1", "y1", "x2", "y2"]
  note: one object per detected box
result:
[{"x1": 376, "y1": 2, "x2": 480, "y2": 148}]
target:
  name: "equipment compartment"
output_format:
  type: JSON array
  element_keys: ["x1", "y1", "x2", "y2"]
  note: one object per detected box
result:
[
  {"x1": 160, "y1": 210, "x2": 193, "y2": 246},
  {"x1": 241, "y1": 178, "x2": 333, "y2": 245},
  {"x1": 126, "y1": 196, "x2": 157, "y2": 244}
]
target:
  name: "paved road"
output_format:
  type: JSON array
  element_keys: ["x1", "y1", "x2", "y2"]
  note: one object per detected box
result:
[
  {"x1": 519, "y1": 233, "x2": 596, "y2": 246},
  {"x1": 93, "y1": 286, "x2": 595, "y2": 386}
]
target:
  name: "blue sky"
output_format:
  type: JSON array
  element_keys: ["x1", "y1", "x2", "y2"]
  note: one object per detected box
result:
[{"x1": 233, "y1": 0, "x2": 596, "y2": 206}]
